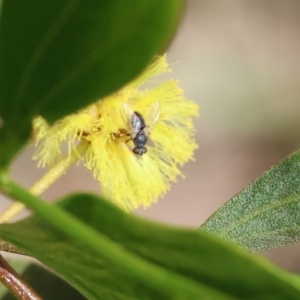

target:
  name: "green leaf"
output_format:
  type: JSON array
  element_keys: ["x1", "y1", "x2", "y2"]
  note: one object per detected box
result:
[
  {"x1": 200, "y1": 150, "x2": 300, "y2": 252},
  {"x1": 1, "y1": 193, "x2": 300, "y2": 299},
  {"x1": 0, "y1": 0, "x2": 183, "y2": 166},
  {"x1": 0, "y1": 260, "x2": 85, "y2": 300}
]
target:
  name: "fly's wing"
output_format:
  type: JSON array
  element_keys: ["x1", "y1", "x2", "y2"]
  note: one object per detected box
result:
[
  {"x1": 121, "y1": 103, "x2": 140, "y2": 138},
  {"x1": 145, "y1": 102, "x2": 160, "y2": 135}
]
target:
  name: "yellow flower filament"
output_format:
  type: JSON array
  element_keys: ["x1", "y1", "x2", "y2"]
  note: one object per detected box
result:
[{"x1": 0, "y1": 55, "x2": 199, "y2": 218}]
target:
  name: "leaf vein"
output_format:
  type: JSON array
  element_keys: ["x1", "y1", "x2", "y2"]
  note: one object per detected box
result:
[
  {"x1": 221, "y1": 194, "x2": 300, "y2": 237},
  {"x1": 13, "y1": 0, "x2": 80, "y2": 113}
]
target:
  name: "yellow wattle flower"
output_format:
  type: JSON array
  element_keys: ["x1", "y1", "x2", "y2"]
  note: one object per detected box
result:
[{"x1": 33, "y1": 55, "x2": 199, "y2": 210}]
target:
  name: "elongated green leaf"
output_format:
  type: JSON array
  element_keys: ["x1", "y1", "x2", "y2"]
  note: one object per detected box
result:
[
  {"x1": 0, "y1": 0, "x2": 183, "y2": 166},
  {"x1": 201, "y1": 150, "x2": 300, "y2": 252},
  {"x1": 1, "y1": 194, "x2": 300, "y2": 299},
  {"x1": 0, "y1": 260, "x2": 85, "y2": 300}
]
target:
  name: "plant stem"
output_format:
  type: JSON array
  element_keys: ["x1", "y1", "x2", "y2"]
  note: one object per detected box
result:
[
  {"x1": 0, "y1": 254, "x2": 42, "y2": 300},
  {"x1": 0, "y1": 140, "x2": 89, "y2": 223},
  {"x1": 0, "y1": 179, "x2": 231, "y2": 300}
]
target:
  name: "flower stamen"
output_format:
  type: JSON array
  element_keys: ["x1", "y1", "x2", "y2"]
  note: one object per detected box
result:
[{"x1": 32, "y1": 55, "x2": 199, "y2": 209}]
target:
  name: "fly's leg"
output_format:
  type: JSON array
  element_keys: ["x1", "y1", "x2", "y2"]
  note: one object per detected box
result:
[{"x1": 125, "y1": 133, "x2": 131, "y2": 143}]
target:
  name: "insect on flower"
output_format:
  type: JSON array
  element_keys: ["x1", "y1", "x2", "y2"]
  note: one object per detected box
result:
[
  {"x1": 32, "y1": 55, "x2": 199, "y2": 209},
  {"x1": 122, "y1": 102, "x2": 160, "y2": 156}
]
